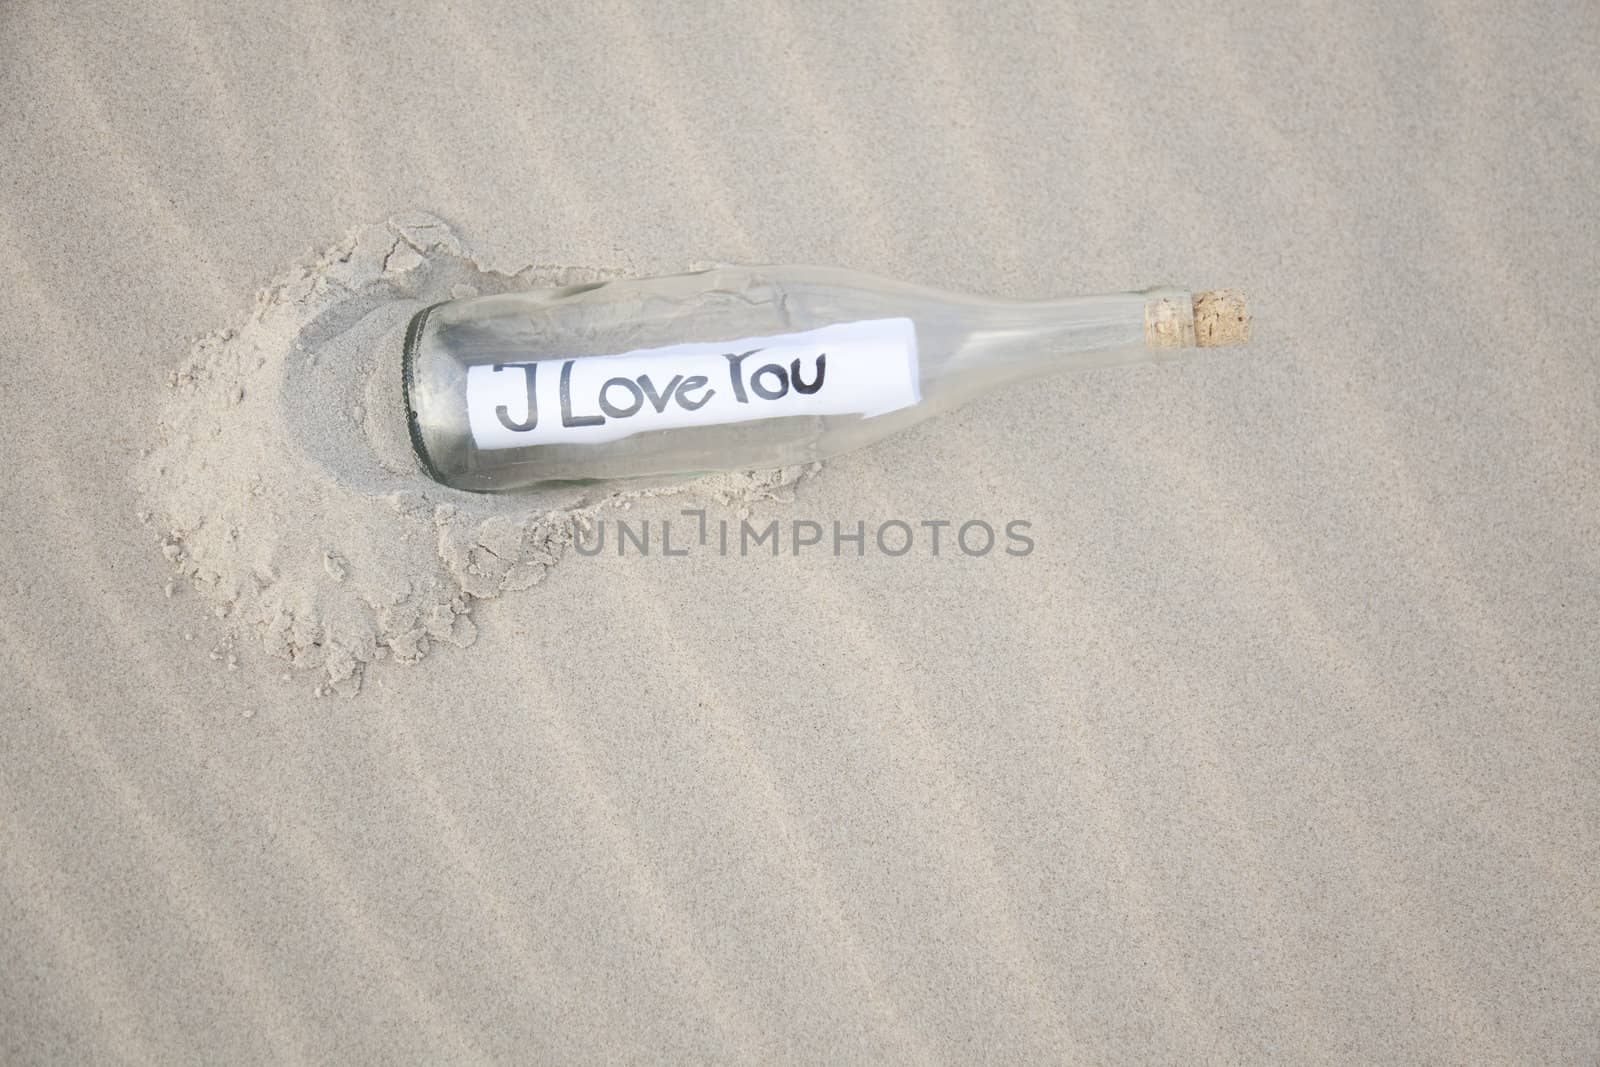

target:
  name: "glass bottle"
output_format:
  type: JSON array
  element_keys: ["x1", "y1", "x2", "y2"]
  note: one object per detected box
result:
[{"x1": 402, "y1": 265, "x2": 1249, "y2": 491}]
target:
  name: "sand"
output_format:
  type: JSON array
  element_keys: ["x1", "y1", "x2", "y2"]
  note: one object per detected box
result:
[{"x1": 3, "y1": 1, "x2": 1598, "y2": 1062}]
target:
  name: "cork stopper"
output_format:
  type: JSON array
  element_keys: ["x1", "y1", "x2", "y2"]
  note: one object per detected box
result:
[
  {"x1": 1145, "y1": 290, "x2": 1252, "y2": 349},
  {"x1": 1193, "y1": 289, "x2": 1251, "y2": 347}
]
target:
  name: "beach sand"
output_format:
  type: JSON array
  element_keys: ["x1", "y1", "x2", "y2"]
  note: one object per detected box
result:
[{"x1": 3, "y1": 1, "x2": 1598, "y2": 1061}]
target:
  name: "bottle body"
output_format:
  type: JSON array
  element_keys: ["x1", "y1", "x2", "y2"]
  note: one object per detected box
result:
[{"x1": 403, "y1": 265, "x2": 1228, "y2": 491}]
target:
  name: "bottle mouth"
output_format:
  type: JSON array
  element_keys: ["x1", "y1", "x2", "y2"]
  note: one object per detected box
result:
[
  {"x1": 1143, "y1": 290, "x2": 1251, "y2": 349},
  {"x1": 1143, "y1": 294, "x2": 1196, "y2": 349},
  {"x1": 400, "y1": 301, "x2": 450, "y2": 486}
]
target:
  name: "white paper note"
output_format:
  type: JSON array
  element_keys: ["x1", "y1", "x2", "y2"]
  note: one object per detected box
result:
[{"x1": 465, "y1": 317, "x2": 920, "y2": 450}]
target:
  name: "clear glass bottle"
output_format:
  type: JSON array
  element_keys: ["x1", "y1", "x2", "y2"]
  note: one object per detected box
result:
[{"x1": 402, "y1": 265, "x2": 1249, "y2": 491}]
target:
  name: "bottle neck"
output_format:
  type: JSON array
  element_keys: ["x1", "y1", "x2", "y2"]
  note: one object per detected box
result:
[{"x1": 922, "y1": 288, "x2": 1199, "y2": 405}]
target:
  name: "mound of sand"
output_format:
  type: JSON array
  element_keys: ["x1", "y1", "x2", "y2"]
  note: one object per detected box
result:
[{"x1": 140, "y1": 215, "x2": 806, "y2": 695}]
